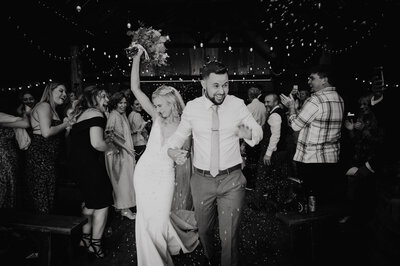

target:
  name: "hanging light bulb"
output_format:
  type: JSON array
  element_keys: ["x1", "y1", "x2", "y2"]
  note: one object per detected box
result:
[
  {"x1": 76, "y1": 5, "x2": 82, "y2": 12},
  {"x1": 127, "y1": 22, "x2": 131, "y2": 29}
]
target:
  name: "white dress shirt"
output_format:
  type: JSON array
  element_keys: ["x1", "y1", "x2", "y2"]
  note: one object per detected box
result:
[
  {"x1": 265, "y1": 105, "x2": 282, "y2": 157},
  {"x1": 247, "y1": 97, "x2": 267, "y2": 127},
  {"x1": 168, "y1": 95, "x2": 263, "y2": 171}
]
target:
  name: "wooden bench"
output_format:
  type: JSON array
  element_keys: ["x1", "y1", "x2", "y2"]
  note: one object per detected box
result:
[
  {"x1": 276, "y1": 204, "x2": 349, "y2": 263},
  {"x1": 0, "y1": 209, "x2": 87, "y2": 266}
]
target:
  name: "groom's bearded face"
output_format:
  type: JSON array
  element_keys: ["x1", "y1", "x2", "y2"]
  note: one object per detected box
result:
[{"x1": 202, "y1": 73, "x2": 229, "y2": 105}]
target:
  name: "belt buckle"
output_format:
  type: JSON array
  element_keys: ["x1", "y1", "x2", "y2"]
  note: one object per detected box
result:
[{"x1": 196, "y1": 168, "x2": 207, "y2": 176}]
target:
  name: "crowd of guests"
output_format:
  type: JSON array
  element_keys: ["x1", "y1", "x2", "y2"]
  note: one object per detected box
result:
[
  {"x1": 0, "y1": 63, "x2": 399, "y2": 264},
  {"x1": 0, "y1": 82, "x2": 153, "y2": 257},
  {"x1": 242, "y1": 64, "x2": 399, "y2": 231}
]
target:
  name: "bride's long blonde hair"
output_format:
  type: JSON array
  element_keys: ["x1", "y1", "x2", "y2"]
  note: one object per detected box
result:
[{"x1": 152, "y1": 85, "x2": 185, "y2": 120}]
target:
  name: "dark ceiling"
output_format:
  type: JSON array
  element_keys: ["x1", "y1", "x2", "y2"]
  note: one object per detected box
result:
[{"x1": 2, "y1": 0, "x2": 400, "y2": 86}]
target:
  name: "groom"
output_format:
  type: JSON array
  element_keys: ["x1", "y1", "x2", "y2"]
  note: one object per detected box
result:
[{"x1": 168, "y1": 61, "x2": 263, "y2": 266}]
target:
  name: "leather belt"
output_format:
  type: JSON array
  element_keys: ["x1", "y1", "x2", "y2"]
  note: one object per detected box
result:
[{"x1": 194, "y1": 164, "x2": 241, "y2": 177}]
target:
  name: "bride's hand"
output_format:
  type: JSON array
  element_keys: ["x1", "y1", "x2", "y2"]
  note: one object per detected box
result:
[
  {"x1": 175, "y1": 154, "x2": 188, "y2": 165},
  {"x1": 130, "y1": 43, "x2": 146, "y2": 60},
  {"x1": 168, "y1": 148, "x2": 188, "y2": 165},
  {"x1": 136, "y1": 45, "x2": 145, "y2": 58}
]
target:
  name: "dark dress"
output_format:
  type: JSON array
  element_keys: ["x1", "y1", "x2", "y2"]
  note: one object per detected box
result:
[
  {"x1": 25, "y1": 120, "x2": 62, "y2": 213},
  {"x1": 0, "y1": 128, "x2": 19, "y2": 208},
  {"x1": 69, "y1": 116, "x2": 113, "y2": 209}
]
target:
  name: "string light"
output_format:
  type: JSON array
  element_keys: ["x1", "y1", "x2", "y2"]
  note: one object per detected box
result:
[
  {"x1": 36, "y1": 0, "x2": 94, "y2": 36},
  {"x1": 6, "y1": 16, "x2": 86, "y2": 61},
  {"x1": 3, "y1": 0, "x2": 393, "y2": 93}
]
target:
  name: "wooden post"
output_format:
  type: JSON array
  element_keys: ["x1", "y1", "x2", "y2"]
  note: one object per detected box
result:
[{"x1": 70, "y1": 45, "x2": 82, "y2": 95}]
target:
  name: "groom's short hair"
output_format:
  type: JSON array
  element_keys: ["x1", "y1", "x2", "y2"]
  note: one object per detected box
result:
[{"x1": 201, "y1": 60, "x2": 228, "y2": 79}]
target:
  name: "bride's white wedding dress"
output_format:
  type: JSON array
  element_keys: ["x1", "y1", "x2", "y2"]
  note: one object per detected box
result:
[{"x1": 134, "y1": 116, "x2": 197, "y2": 266}]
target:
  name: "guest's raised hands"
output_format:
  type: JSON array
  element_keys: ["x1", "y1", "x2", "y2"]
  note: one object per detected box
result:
[
  {"x1": 344, "y1": 119, "x2": 354, "y2": 131},
  {"x1": 290, "y1": 85, "x2": 299, "y2": 98},
  {"x1": 280, "y1": 93, "x2": 295, "y2": 108}
]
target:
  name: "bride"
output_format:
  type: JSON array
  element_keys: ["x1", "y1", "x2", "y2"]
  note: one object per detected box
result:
[{"x1": 130, "y1": 45, "x2": 198, "y2": 265}]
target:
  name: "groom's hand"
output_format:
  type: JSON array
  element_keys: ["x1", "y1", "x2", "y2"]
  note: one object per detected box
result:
[
  {"x1": 236, "y1": 124, "x2": 252, "y2": 140},
  {"x1": 168, "y1": 148, "x2": 188, "y2": 165}
]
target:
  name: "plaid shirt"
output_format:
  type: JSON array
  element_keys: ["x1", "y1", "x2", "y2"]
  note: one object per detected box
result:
[{"x1": 289, "y1": 87, "x2": 344, "y2": 163}]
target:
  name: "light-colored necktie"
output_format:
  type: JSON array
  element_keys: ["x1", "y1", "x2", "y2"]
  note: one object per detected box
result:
[{"x1": 210, "y1": 105, "x2": 219, "y2": 177}]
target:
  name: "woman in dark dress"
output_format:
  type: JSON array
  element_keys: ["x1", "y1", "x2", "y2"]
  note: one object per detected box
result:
[
  {"x1": 26, "y1": 81, "x2": 72, "y2": 213},
  {"x1": 69, "y1": 85, "x2": 113, "y2": 258}
]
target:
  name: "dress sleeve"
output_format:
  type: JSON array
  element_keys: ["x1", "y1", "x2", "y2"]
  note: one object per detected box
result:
[{"x1": 86, "y1": 116, "x2": 106, "y2": 129}]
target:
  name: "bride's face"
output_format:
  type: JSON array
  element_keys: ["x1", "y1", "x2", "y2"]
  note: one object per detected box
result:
[{"x1": 153, "y1": 96, "x2": 172, "y2": 119}]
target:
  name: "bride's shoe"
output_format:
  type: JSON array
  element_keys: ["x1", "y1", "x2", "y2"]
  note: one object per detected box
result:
[{"x1": 121, "y1": 209, "x2": 136, "y2": 220}]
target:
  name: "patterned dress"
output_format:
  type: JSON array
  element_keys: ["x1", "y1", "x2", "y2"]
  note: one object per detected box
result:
[
  {"x1": 0, "y1": 128, "x2": 19, "y2": 208},
  {"x1": 25, "y1": 120, "x2": 62, "y2": 213}
]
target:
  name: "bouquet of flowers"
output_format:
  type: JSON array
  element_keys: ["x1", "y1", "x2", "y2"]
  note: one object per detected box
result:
[{"x1": 125, "y1": 26, "x2": 170, "y2": 67}]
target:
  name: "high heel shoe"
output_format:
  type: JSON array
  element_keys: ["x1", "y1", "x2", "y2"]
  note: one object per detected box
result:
[
  {"x1": 88, "y1": 238, "x2": 105, "y2": 258},
  {"x1": 79, "y1": 233, "x2": 91, "y2": 250},
  {"x1": 121, "y1": 209, "x2": 136, "y2": 220}
]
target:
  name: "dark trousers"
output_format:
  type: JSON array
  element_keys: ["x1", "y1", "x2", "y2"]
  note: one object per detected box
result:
[
  {"x1": 191, "y1": 169, "x2": 246, "y2": 266},
  {"x1": 347, "y1": 173, "x2": 377, "y2": 224},
  {"x1": 242, "y1": 143, "x2": 261, "y2": 188},
  {"x1": 296, "y1": 162, "x2": 345, "y2": 205}
]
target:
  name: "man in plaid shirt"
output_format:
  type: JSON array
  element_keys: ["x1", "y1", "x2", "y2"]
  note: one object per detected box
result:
[{"x1": 281, "y1": 64, "x2": 345, "y2": 205}]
